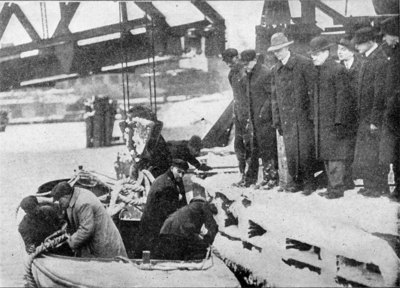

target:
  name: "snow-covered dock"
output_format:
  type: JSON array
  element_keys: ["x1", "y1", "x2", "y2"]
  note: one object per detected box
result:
[{"x1": 192, "y1": 153, "x2": 400, "y2": 287}]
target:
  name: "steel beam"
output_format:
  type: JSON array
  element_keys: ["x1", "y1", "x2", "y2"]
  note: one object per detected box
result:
[
  {"x1": 191, "y1": 0, "x2": 225, "y2": 25},
  {"x1": 0, "y1": 17, "x2": 149, "y2": 58},
  {"x1": 52, "y1": 2, "x2": 80, "y2": 37},
  {"x1": 11, "y1": 3, "x2": 41, "y2": 41},
  {"x1": 315, "y1": 0, "x2": 348, "y2": 25},
  {"x1": 0, "y1": 3, "x2": 13, "y2": 40}
]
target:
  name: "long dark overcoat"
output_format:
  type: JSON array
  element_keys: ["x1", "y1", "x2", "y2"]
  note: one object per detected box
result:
[
  {"x1": 66, "y1": 187, "x2": 127, "y2": 258},
  {"x1": 313, "y1": 59, "x2": 357, "y2": 161},
  {"x1": 271, "y1": 53, "x2": 315, "y2": 179},
  {"x1": 245, "y1": 63, "x2": 277, "y2": 161},
  {"x1": 135, "y1": 170, "x2": 186, "y2": 254},
  {"x1": 353, "y1": 46, "x2": 391, "y2": 176},
  {"x1": 229, "y1": 63, "x2": 248, "y2": 123}
]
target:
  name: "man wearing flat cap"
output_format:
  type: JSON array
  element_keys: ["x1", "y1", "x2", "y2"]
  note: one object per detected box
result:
[
  {"x1": 222, "y1": 48, "x2": 250, "y2": 186},
  {"x1": 269, "y1": 32, "x2": 317, "y2": 194},
  {"x1": 336, "y1": 35, "x2": 363, "y2": 190},
  {"x1": 239, "y1": 49, "x2": 278, "y2": 189},
  {"x1": 51, "y1": 181, "x2": 127, "y2": 258},
  {"x1": 135, "y1": 159, "x2": 189, "y2": 257},
  {"x1": 309, "y1": 36, "x2": 357, "y2": 199},
  {"x1": 352, "y1": 26, "x2": 391, "y2": 197},
  {"x1": 381, "y1": 16, "x2": 400, "y2": 201}
]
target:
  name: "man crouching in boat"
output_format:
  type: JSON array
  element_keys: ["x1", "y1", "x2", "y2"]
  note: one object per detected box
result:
[
  {"x1": 135, "y1": 159, "x2": 189, "y2": 258},
  {"x1": 155, "y1": 196, "x2": 218, "y2": 260},
  {"x1": 51, "y1": 182, "x2": 127, "y2": 258},
  {"x1": 18, "y1": 196, "x2": 70, "y2": 254}
]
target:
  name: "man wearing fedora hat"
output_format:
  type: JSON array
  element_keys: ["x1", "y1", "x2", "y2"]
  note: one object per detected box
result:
[
  {"x1": 309, "y1": 36, "x2": 357, "y2": 199},
  {"x1": 221, "y1": 48, "x2": 250, "y2": 186},
  {"x1": 352, "y1": 26, "x2": 391, "y2": 197},
  {"x1": 269, "y1": 32, "x2": 317, "y2": 194},
  {"x1": 381, "y1": 16, "x2": 400, "y2": 201},
  {"x1": 135, "y1": 159, "x2": 189, "y2": 257},
  {"x1": 239, "y1": 49, "x2": 278, "y2": 189},
  {"x1": 337, "y1": 35, "x2": 363, "y2": 190}
]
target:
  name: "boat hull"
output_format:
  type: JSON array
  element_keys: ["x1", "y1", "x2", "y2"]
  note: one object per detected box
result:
[{"x1": 31, "y1": 253, "x2": 240, "y2": 288}]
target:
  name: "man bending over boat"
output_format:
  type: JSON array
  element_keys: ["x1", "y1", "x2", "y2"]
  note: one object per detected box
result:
[
  {"x1": 18, "y1": 196, "x2": 67, "y2": 254},
  {"x1": 135, "y1": 159, "x2": 189, "y2": 258},
  {"x1": 51, "y1": 182, "x2": 127, "y2": 258},
  {"x1": 155, "y1": 196, "x2": 218, "y2": 260}
]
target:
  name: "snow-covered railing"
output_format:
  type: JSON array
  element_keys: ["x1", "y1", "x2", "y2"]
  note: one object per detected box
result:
[{"x1": 192, "y1": 175, "x2": 400, "y2": 287}]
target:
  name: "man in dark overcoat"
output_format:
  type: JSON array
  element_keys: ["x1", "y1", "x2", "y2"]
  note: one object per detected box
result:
[
  {"x1": 381, "y1": 16, "x2": 400, "y2": 201},
  {"x1": 352, "y1": 27, "x2": 391, "y2": 197},
  {"x1": 240, "y1": 49, "x2": 278, "y2": 188},
  {"x1": 310, "y1": 36, "x2": 357, "y2": 199},
  {"x1": 269, "y1": 32, "x2": 317, "y2": 194},
  {"x1": 135, "y1": 159, "x2": 189, "y2": 257},
  {"x1": 222, "y1": 48, "x2": 251, "y2": 186},
  {"x1": 337, "y1": 35, "x2": 363, "y2": 190},
  {"x1": 167, "y1": 135, "x2": 212, "y2": 171},
  {"x1": 155, "y1": 196, "x2": 218, "y2": 260}
]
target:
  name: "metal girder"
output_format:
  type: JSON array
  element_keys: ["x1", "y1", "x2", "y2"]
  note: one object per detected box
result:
[
  {"x1": 315, "y1": 0, "x2": 348, "y2": 25},
  {"x1": 169, "y1": 20, "x2": 211, "y2": 37},
  {"x1": 134, "y1": 2, "x2": 166, "y2": 22},
  {"x1": 0, "y1": 17, "x2": 149, "y2": 58},
  {"x1": 191, "y1": 0, "x2": 225, "y2": 26},
  {"x1": 0, "y1": 3, "x2": 41, "y2": 41},
  {"x1": 52, "y1": 2, "x2": 80, "y2": 37},
  {"x1": 0, "y1": 3, "x2": 13, "y2": 40},
  {"x1": 11, "y1": 3, "x2": 41, "y2": 41}
]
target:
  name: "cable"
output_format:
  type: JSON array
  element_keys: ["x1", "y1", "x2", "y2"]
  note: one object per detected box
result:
[
  {"x1": 118, "y1": 2, "x2": 127, "y2": 115},
  {"x1": 145, "y1": 12, "x2": 153, "y2": 111}
]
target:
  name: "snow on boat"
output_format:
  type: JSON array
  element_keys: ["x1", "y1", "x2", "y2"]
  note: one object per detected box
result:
[{"x1": 18, "y1": 169, "x2": 240, "y2": 288}]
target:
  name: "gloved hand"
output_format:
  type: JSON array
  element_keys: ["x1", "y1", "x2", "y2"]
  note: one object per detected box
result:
[
  {"x1": 334, "y1": 124, "x2": 346, "y2": 139},
  {"x1": 198, "y1": 163, "x2": 212, "y2": 171}
]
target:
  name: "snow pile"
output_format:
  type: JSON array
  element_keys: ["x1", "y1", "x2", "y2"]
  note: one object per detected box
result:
[
  {"x1": 195, "y1": 173, "x2": 400, "y2": 287},
  {"x1": 158, "y1": 92, "x2": 232, "y2": 132}
]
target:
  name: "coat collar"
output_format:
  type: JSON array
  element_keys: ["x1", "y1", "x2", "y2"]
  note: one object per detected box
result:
[
  {"x1": 276, "y1": 53, "x2": 297, "y2": 71},
  {"x1": 68, "y1": 187, "x2": 79, "y2": 209}
]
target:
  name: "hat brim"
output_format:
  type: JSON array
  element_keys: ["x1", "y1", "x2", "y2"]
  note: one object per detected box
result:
[
  {"x1": 337, "y1": 42, "x2": 357, "y2": 53},
  {"x1": 267, "y1": 41, "x2": 294, "y2": 52},
  {"x1": 307, "y1": 43, "x2": 334, "y2": 54}
]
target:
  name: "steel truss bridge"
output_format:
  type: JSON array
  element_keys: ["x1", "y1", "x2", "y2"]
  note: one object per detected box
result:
[{"x1": 0, "y1": 1, "x2": 226, "y2": 91}]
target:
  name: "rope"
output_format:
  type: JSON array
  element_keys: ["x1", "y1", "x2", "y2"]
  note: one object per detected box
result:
[
  {"x1": 118, "y1": 2, "x2": 127, "y2": 115},
  {"x1": 24, "y1": 233, "x2": 68, "y2": 288},
  {"x1": 40, "y1": 2, "x2": 49, "y2": 39},
  {"x1": 145, "y1": 12, "x2": 153, "y2": 111},
  {"x1": 150, "y1": 17, "x2": 157, "y2": 117}
]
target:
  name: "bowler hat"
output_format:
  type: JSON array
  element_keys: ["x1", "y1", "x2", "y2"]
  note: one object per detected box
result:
[
  {"x1": 308, "y1": 36, "x2": 333, "y2": 54},
  {"x1": 337, "y1": 35, "x2": 357, "y2": 52},
  {"x1": 380, "y1": 16, "x2": 399, "y2": 36},
  {"x1": 188, "y1": 135, "x2": 203, "y2": 150},
  {"x1": 171, "y1": 159, "x2": 189, "y2": 171},
  {"x1": 222, "y1": 48, "x2": 238, "y2": 62},
  {"x1": 51, "y1": 181, "x2": 73, "y2": 201},
  {"x1": 240, "y1": 49, "x2": 257, "y2": 62},
  {"x1": 352, "y1": 27, "x2": 375, "y2": 44},
  {"x1": 267, "y1": 33, "x2": 294, "y2": 52}
]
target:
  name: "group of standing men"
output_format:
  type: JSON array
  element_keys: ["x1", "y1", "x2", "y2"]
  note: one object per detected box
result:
[{"x1": 223, "y1": 16, "x2": 399, "y2": 200}]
